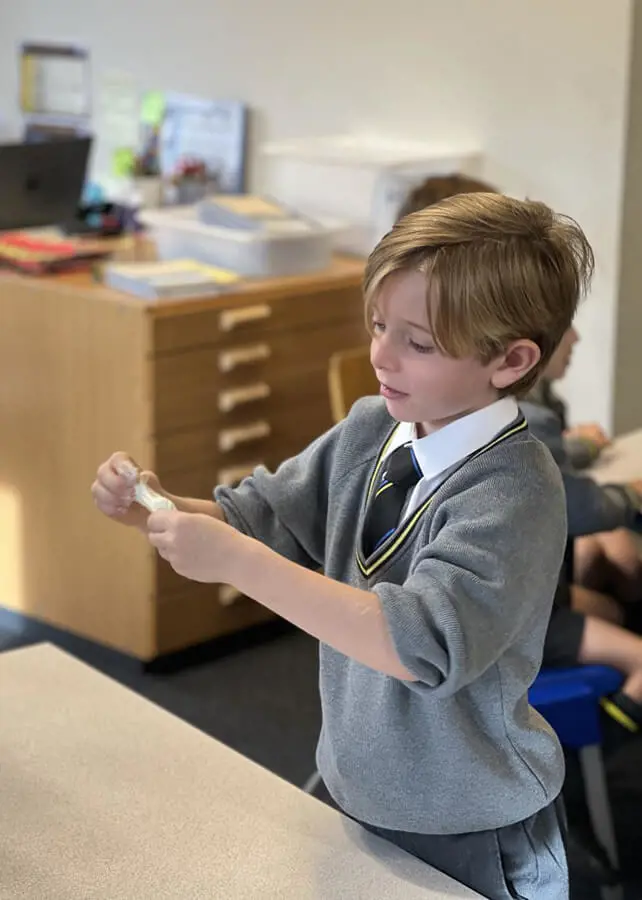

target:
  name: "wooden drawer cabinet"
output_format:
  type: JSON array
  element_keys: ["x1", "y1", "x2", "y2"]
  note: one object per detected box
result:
[
  {"x1": 153, "y1": 318, "x2": 363, "y2": 434},
  {"x1": 0, "y1": 256, "x2": 365, "y2": 660}
]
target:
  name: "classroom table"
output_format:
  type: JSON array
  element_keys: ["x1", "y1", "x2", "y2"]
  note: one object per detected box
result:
[
  {"x1": 590, "y1": 428, "x2": 642, "y2": 485},
  {"x1": 0, "y1": 643, "x2": 484, "y2": 899}
]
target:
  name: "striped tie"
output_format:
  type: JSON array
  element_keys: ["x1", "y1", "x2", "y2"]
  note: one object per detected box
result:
[{"x1": 362, "y1": 442, "x2": 422, "y2": 558}]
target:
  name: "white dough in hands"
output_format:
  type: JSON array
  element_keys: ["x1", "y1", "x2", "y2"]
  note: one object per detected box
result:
[{"x1": 134, "y1": 480, "x2": 176, "y2": 512}]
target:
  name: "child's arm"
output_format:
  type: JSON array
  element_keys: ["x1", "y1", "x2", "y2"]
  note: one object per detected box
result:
[
  {"x1": 563, "y1": 474, "x2": 642, "y2": 536},
  {"x1": 211, "y1": 414, "x2": 352, "y2": 570},
  {"x1": 147, "y1": 445, "x2": 566, "y2": 691},
  {"x1": 146, "y1": 509, "x2": 415, "y2": 680}
]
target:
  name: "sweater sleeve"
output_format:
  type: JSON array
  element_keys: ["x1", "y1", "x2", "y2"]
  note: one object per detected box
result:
[
  {"x1": 213, "y1": 422, "x2": 342, "y2": 569},
  {"x1": 522, "y1": 399, "x2": 641, "y2": 536},
  {"x1": 373, "y1": 450, "x2": 567, "y2": 695}
]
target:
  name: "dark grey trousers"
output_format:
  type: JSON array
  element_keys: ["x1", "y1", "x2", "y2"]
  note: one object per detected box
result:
[{"x1": 316, "y1": 782, "x2": 568, "y2": 899}]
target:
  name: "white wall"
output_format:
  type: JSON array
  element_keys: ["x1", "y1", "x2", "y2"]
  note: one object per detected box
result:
[{"x1": 0, "y1": 0, "x2": 633, "y2": 427}]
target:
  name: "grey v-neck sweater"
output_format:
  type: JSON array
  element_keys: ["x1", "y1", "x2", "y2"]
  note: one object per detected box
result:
[{"x1": 215, "y1": 397, "x2": 567, "y2": 834}]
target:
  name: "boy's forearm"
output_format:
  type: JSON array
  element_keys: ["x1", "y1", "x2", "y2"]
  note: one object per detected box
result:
[
  {"x1": 226, "y1": 533, "x2": 416, "y2": 681},
  {"x1": 168, "y1": 495, "x2": 226, "y2": 519}
]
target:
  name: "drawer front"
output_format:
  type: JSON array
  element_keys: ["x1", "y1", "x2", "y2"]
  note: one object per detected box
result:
[
  {"x1": 154, "y1": 283, "x2": 364, "y2": 355},
  {"x1": 155, "y1": 585, "x2": 275, "y2": 655},
  {"x1": 153, "y1": 319, "x2": 365, "y2": 434},
  {"x1": 155, "y1": 387, "x2": 332, "y2": 478}
]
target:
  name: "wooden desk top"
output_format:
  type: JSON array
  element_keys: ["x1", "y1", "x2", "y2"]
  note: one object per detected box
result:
[
  {"x1": 0, "y1": 644, "x2": 481, "y2": 899},
  {"x1": 0, "y1": 239, "x2": 365, "y2": 319}
]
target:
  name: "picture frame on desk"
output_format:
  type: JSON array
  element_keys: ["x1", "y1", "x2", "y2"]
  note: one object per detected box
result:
[{"x1": 159, "y1": 93, "x2": 249, "y2": 195}]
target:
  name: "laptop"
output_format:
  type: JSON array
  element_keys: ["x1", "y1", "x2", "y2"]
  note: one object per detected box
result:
[{"x1": 0, "y1": 137, "x2": 92, "y2": 231}]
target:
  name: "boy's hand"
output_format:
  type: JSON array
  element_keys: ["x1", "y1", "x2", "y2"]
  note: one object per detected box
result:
[
  {"x1": 565, "y1": 423, "x2": 611, "y2": 451},
  {"x1": 91, "y1": 452, "x2": 165, "y2": 527},
  {"x1": 147, "y1": 510, "x2": 239, "y2": 583}
]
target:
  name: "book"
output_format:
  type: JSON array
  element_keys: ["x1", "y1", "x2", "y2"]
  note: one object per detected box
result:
[
  {"x1": 198, "y1": 194, "x2": 317, "y2": 233},
  {"x1": 103, "y1": 259, "x2": 241, "y2": 300},
  {"x1": 0, "y1": 231, "x2": 110, "y2": 274}
]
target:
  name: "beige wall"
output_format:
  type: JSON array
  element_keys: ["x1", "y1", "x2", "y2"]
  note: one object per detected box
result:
[
  {"x1": 614, "y1": 0, "x2": 642, "y2": 434},
  {"x1": 0, "y1": 0, "x2": 635, "y2": 428}
]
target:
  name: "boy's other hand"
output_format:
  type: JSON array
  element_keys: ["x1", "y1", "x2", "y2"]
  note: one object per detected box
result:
[{"x1": 147, "y1": 509, "x2": 239, "y2": 583}]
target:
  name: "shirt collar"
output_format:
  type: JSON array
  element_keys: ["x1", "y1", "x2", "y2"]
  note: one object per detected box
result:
[{"x1": 387, "y1": 396, "x2": 520, "y2": 481}]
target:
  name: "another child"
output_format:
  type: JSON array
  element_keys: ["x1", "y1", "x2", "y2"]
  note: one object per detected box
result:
[
  {"x1": 92, "y1": 193, "x2": 594, "y2": 899},
  {"x1": 396, "y1": 172, "x2": 495, "y2": 221},
  {"x1": 520, "y1": 329, "x2": 642, "y2": 745}
]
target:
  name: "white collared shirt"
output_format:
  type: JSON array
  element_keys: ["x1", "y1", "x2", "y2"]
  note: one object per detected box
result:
[{"x1": 383, "y1": 397, "x2": 520, "y2": 520}]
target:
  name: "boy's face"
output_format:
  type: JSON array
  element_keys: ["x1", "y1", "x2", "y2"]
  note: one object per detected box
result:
[
  {"x1": 544, "y1": 326, "x2": 579, "y2": 382},
  {"x1": 370, "y1": 270, "x2": 533, "y2": 434}
]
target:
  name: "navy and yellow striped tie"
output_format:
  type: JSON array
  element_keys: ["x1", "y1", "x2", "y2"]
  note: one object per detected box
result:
[{"x1": 362, "y1": 442, "x2": 422, "y2": 558}]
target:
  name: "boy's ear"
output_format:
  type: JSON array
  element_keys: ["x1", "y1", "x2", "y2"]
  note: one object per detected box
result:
[{"x1": 490, "y1": 340, "x2": 541, "y2": 391}]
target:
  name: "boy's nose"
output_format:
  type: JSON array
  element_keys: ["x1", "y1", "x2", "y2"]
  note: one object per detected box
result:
[{"x1": 370, "y1": 334, "x2": 399, "y2": 372}]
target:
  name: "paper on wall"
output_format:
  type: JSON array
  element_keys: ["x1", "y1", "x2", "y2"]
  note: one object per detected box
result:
[{"x1": 95, "y1": 70, "x2": 140, "y2": 176}]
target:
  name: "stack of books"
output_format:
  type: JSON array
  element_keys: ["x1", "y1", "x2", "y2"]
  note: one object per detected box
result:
[
  {"x1": 103, "y1": 258, "x2": 241, "y2": 301},
  {"x1": 0, "y1": 231, "x2": 111, "y2": 275},
  {"x1": 197, "y1": 194, "x2": 317, "y2": 235}
]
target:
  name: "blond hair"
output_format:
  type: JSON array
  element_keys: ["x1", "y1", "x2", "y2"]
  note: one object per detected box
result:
[{"x1": 364, "y1": 192, "x2": 594, "y2": 395}]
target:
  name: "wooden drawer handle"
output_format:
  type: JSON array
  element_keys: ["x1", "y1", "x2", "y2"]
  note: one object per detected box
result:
[
  {"x1": 219, "y1": 304, "x2": 272, "y2": 332},
  {"x1": 219, "y1": 421, "x2": 271, "y2": 452},
  {"x1": 218, "y1": 343, "x2": 271, "y2": 372},
  {"x1": 219, "y1": 585, "x2": 242, "y2": 607},
  {"x1": 218, "y1": 462, "x2": 261, "y2": 486},
  {"x1": 218, "y1": 382, "x2": 271, "y2": 412}
]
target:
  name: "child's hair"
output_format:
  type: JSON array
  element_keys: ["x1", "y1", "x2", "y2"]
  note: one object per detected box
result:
[
  {"x1": 397, "y1": 173, "x2": 496, "y2": 221},
  {"x1": 364, "y1": 192, "x2": 594, "y2": 395}
]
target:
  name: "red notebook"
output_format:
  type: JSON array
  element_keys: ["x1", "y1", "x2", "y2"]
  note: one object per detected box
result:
[{"x1": 0, "y1": 232, "x2": 110, "y2": 274}]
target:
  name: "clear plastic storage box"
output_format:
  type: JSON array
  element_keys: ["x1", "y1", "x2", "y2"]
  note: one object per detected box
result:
[
  {"x1": 138, "y1": 206, "x2": 341, "y2": 278},
  {"x1": 261, "y1": 135, "x2": 482, "y2": 256}
]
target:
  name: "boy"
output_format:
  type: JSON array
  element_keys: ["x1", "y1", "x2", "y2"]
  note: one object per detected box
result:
[
  {"x1": 521, "y1": 327, "x2": 642, "y2": 745},
  {"x1": 92, "y1": 193, "x2": 594, "y2": 899}
]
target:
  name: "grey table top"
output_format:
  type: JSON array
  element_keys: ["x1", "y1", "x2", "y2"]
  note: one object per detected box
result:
[{"x1": 0, "y1": 643, "x2": 483, "y2": 899}]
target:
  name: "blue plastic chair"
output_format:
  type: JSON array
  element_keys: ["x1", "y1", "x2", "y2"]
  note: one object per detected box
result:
[{"x1": 530, "y1": 665, "x2": 624, "y2": 899}]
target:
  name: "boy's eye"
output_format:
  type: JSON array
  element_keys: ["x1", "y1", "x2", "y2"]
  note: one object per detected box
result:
[
  {"x1": 372, "y1": 320, "x2": 385, "y2": 333},
  {"x1": 409, "y1": 339, "x2": 434, "y2": 354}
]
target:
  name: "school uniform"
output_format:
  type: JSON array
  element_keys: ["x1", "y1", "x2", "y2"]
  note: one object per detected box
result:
[{"x1": 215, "y1": 395, "x2": 569, "y2": 899}]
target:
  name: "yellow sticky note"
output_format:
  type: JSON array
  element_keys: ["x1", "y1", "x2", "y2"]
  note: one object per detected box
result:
[
  {"x1": 141, "y1": 91, "x2": 165, "y2": 127},
  {"x1": 112, "y1": 148, "x2": 135, "y2": 177},
  {"x1": 20, "y1": 54, "x2": 36, "y2": 112}
]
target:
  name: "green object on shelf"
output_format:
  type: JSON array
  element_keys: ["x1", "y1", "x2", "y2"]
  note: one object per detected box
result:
[
  {"x1": 141, "y1": 91, "x2": 165, "y2": 127},
  {"x1": 112, "y1": 147, "x2": 135, "y2": 177}
]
